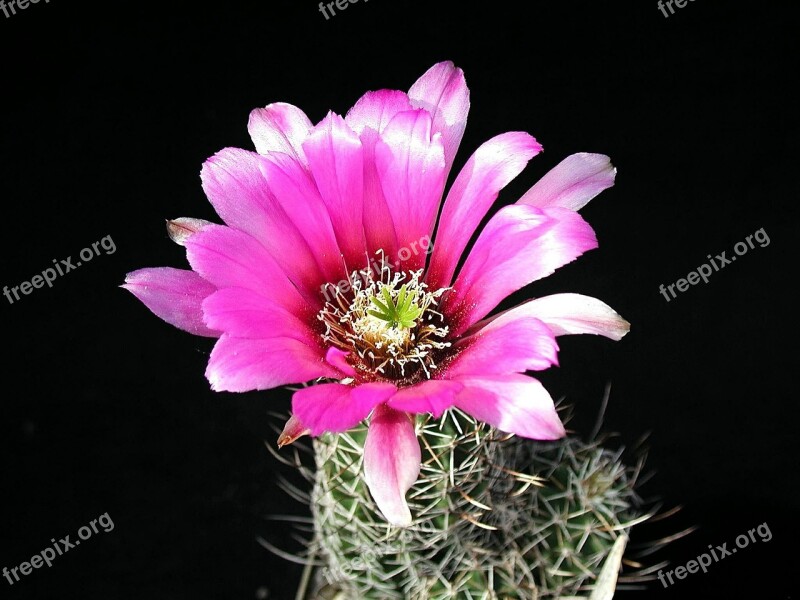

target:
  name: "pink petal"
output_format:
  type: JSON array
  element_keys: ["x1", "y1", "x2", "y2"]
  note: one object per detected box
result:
[
  {"x1": 346, "y1": 90, "x2": 414, "y2": 259},
  {"x1": 408, "y1": 61, "x2": 470, "y2": 178},
  {"x1": 277, "y1": 414, "x2": 310, "y2": 448},
  {"x1": 444, "y1": 316, "x2": 558, "y2": 379},
  {"x1": 518, "y1": 153, "x2": 616, "y2": 212},
  {"x1": 303, "y1": 112, "x2": 367, "y2": 267},
  {"x1": 360, "y1": 126, "x2": 399, "y2": 260},
  {"x1": 259, "y1": 151, "x2": 346, "y2": 285},
  {"x1": 325, "y1": 347, "x2": 357, "y2": 377},
  {"x1": 201, "y1": 288, "x2": 319, "y2": 344},
  {"x1": 248, "y1": 102, "x2": 313, "y2": 164},
  {"x1": 426, "y1": 132, "x2": 543, "y2": 290},
  {"x1": 453, "y1": 374, "x2": 565, "y2": 439},
  {"x1": 345, "y1": 89, "x2": 413, "y2": 135},
  {"x1": 446, "y1": 205, "x2": 598, "y2": 336},
  {"x1": 363, "y1": 405, "x2": 421, "y2": 527},
  {"x1": 386, "y1": 380, "x2": 463, "y2": 418},
  {"x1": 166, "y1": 217, "x2": 213, "y2": 246},
  {"x1": 206, "y1": 334, "x2": 338, "y2": 392},
  {"x1": 200, "y1": 148, "x2": 328, "y2": 297},
  {"x1": 475, "y1": 293, "x2": 630, "y2": 341},
  {"x1": 123, "y1": 268, "x2": 219, "y2": 337},
  {"x1": 292, "y1": 382, "x2": 396, "y2": 436},
  {"x1": 375, "y1": 109, "x2": 446, "y2": 269},
  {"x1": 185, "y1": 224, "x2": 312, "y2": 317}
]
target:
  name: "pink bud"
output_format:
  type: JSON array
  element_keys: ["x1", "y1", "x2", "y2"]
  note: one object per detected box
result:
[
  {"x1": 278, "y1": 414, "x2": 311, "y2": 448},
  {"x1": 166, "y1": 217, "x2": 212, "y2": 246}
]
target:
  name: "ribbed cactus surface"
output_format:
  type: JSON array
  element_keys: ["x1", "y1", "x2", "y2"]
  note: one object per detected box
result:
[{"x1": 299, "y1": 409, "x2": 650, "y2": 600}]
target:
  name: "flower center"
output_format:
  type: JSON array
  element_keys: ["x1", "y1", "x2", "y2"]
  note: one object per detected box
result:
[{"x1": 318, "y1": 259, "x2": 451, "y2": 384}]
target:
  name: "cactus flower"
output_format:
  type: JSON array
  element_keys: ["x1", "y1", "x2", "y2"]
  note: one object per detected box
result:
[{"x1": 124, "y1": 62, "x2": 629, "y2": 526}]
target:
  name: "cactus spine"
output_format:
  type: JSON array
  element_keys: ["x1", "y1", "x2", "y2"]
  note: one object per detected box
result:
[{"x1": 289, "y1": 408, "x2": 652, "y2": 599}]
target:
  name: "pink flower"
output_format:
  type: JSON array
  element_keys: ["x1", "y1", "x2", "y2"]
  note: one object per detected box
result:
[{"x1": 124, "y1": 62, "x2": 629, "y2": 526}]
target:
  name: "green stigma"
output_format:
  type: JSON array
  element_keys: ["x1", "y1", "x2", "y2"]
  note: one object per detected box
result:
[{"x1": 367, "y1": 284, "x2": 423, "y2": 330}]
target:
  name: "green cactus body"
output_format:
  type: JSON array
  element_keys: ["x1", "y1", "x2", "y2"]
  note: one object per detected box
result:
[{"x1": 306, "y1": 409, "x2": 648, "y2": 600}]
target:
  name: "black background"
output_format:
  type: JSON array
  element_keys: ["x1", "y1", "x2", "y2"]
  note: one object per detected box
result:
[{"x1": 1, "y1": 1, "x2": 797, "y2": 599}]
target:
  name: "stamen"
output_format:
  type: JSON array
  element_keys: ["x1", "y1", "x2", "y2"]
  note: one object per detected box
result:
[{"x1": 317, "y1": 255, "x2": 451, "y2": 384}]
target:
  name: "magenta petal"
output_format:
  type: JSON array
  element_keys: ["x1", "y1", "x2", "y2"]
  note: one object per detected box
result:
[
  {"x1": 201, "y1": 288, "x2": 319, "y2": 344},
  {"x1": 453, "y1": 374, "x2": 565, "y2": 440},
  {"x1": 201, "y1": 148, "x2": 278, "y2": 243},
  {"x1": 277, "y1": 414, "x2": 310, "y2": 448},
  {"x1": 445, "y1": 316, "x2": 558, "y2": 379},
  {"x1": 427, "y1": 132, "x2": 543, "y2": 289},
  {"x1": 386, "y1": 380, "x2": 463, "y2": 418},
  {"x1": 447, "y1": 205, "x2": 598, "y2": 335},
  {"x1": 363, "y1": 405, "x2": 421, "y2": 527},
  {"x1": 166, "y1": 217, "x2": 213, "y2": 246},
  {"x1": 518, "y1": 153, "x2": 616, "y2": 212},
  {"x1": 260, "y1": 151, "x2": 346, "y2": 284},
  {"x1": 123, "y1": 268, "x2": 219, "y2": 337},
  {"x1": 201, "y1": 148, "x2": 329, "y2": 297},
  {"x1": 408, "y1": 61, "x2": 470, "y2": 178},
  {"x1": 292, "y1": 382, "x2": 397, "y2": 436},
  {"x1": 325, "y1": 347, "x2": 357, "y2": 377},
  {"x1": 345, "y1": 89, "x2": 414, "y2": 135},
  {"x1": 185, "y1": 224, "x2": 312, "y2": 316},
  {"x1": 206, "y1": 335, "x2": 338, "y2": 392},
  {"x1": 360, "y1": 126, "x2": 399, "y2": 259},
  {"x1": 303, "y1": 112, "x2": 367, "y2": 266},
  {"x1": 345, "y1": 90, "x2": 412, "y2": 258},
  {"x1": 375, "y1": 109, "x2": 446, "y2": 268},
  {"x1": 478, "y1": 294, "x2": 630, "y2": 341},
  {"x1": 248, "y1": 102, "x2": 313, "y2": 164}
]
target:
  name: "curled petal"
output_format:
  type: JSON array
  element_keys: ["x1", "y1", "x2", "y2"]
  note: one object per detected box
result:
[
  {"x1": 166, "y1": 217, "x2": 213, "y2": 246},
  {"x1": 453, "y1": 374, "x2": 565, "y2": 440},
  {"x1": 518, "y1": 153, "x2": 616, "y2": 212},
  {"x1": 475, "y1": 293, "x2": 630, "y2": 341},
  {"x1": 363, "y1": 405, "x2": 421, "y2": 527},
  {"x1": 123, "y1": 267, "x2": 219, "y2": 337},
  {"x1": 277, "y1": 414, "x2": 310, "y2": 448}
]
